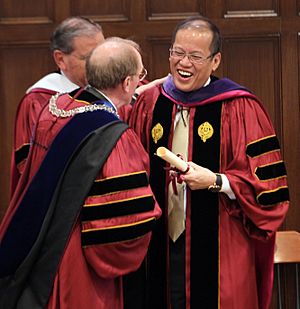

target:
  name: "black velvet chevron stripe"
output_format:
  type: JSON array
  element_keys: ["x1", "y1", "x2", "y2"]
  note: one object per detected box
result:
[
  {"x1": 88, "y1": 172, "x2": 149, "y2": 196},
  {"x1": 147, "y1": 93, "x2": 173, "y2": 309},
  {"x1": 246, "y1": 135, "x2": 280, "y2": 158},
  {"x1": 257, "y1": 187, "x2": 290, "y2": 206},
  {"x1": 190, "y1": 101, "x2": 222, "y2": 309},
  {"x1": 15, "y1": 144, "x2": 30, "y2": 165},
  {"x1": 82, "y1": 195, "x2": 155, "y2": 221},
  {"x1": 255, "y1": 161, "x2": 287, "y2": 181},
  {"x1": 81, "y1": 218, "x2": 156, "y2": 246}
]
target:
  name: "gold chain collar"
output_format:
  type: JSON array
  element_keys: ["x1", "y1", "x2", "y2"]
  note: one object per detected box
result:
[{"x1": 49, "y1": 93, "x2": 119, "y2": 118}]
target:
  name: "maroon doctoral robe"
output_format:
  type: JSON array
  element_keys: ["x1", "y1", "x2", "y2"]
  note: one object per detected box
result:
[
  {"x1": 1, "y1": 89, "x2": 161, "y2": 309},
  {"x1": 124, "y1": 76, "x2": 289, "y2": 309}
]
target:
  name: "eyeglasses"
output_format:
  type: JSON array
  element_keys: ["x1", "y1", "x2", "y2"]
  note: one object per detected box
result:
[
  {"x1": 169, "y1": 48, "x2": 215, "y2": 64},
  {"x1": 69, "y1": 50, "x2": 90, "y2": 61},
  {"x1": 138, "y1": 67, "x2": 147, "y2": 81}
]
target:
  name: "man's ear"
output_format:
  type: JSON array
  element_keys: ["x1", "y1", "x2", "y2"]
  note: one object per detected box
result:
[
  {"x1": 53, "y1": 50, "x2": 66, "y2": 70},
  {"x1": 212, "y1": 52, "x2": 221, "y2": 72},
  {"x1": 122, "y1": 76, "x2": 131, "y2": 93}
]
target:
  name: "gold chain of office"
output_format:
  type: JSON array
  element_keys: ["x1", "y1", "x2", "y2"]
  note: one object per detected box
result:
[{"x1": 49, "y1": 93, "x2": 119, "y2": 118}]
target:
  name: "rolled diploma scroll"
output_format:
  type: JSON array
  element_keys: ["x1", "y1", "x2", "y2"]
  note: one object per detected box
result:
[{"x1": 156, "y1": 147, "x2": 189, "y2": 172}]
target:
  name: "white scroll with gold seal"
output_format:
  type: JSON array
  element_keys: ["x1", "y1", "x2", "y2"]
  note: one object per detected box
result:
[{"x1": 156, "y1": 147, "x2": 189, "y2": 172}]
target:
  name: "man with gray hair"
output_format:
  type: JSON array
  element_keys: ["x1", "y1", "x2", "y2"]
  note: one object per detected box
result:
[
  {"x1": 11, "y1": 16, "x2": 105, "y2": 194},
  {"x1": 0, "y1": 38, "x2": 161, "y2": 308}
]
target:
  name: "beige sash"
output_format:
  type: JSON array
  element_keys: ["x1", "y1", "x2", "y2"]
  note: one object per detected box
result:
[{"x1": 168, "y1": 108, "x2": 189, "y2": 242}]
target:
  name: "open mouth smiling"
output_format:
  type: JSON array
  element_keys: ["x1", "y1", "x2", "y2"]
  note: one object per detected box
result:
[{"x1": 178, "y1": 69, "x2": 192, "y2": 78}]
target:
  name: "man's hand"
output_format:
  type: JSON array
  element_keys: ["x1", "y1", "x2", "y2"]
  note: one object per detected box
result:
[
  {"x1": 180, "y1": 161, "x2": 216, "y2": 190},
  {"x1": 135, "y1": 75, "x2": 168, "y2": 95}
]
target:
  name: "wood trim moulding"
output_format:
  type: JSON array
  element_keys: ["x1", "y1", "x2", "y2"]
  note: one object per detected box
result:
[
  {"x1": 148, "y1": 12, "x2": 201, "y2": 21},
  {"x1": 0, "y1": 17, "x2": 53, "y2": 25},
  {"x1": 0, "y1": 41, "x2": 50, "y2": 48},
  {"x1": 224, "y1": 10, "x2": 278, "y2": 18},
  {"x1": 147, "y1": 36, "x2": 172, "y2": 44},
  {"x1": 84, "y1": 14, "x2": 129, "y2": 23}
]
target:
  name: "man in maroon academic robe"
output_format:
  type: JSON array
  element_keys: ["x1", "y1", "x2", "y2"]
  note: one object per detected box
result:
[
  {"x1": 10, "y1": 16, "x2": 105, "y2": 195},
  {"x1": 0, "y1": 38, "x2": 161, "y2": 308},
  {"x1": 123, "y1": 16, "x2": 289, "y2": 309}
]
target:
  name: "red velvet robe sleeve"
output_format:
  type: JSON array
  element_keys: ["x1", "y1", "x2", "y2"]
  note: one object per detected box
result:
[
  {"x1": 81, "y1": 127, "x2": 161, "y2": 278},
  {"x1": 48, "y1": 126, "x2": 161, "y2": 308},
  {"x1": 220, "y1": 97, "x2": 289, "y2": 239}
]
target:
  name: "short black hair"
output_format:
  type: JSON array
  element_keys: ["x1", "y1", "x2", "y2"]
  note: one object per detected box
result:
[{"x1": 171, "y1": 15, "x2": 221, "y2": 55}]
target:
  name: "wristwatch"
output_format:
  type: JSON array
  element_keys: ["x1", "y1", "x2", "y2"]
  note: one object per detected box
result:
[{"x1": 208, "y1": 173, "x2": 222, "y2": 192}]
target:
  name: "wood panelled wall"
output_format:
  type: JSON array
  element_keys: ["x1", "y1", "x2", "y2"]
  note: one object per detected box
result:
[{"x1": 0, "y1": 1, "x2": 299, "y2": 308}]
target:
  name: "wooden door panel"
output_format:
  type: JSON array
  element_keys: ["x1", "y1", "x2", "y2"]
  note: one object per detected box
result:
[
  {"x1": 0, "y1": 0, "x2": 51, "y2": 18},
  {"x1": 224, "y1": 0, "x2": 278, "y2": 12},
  {"x1": 146, "y1": 38, "x2": 170, "y2": 78},
  {"x1": 279, "y1": 31, "x2": 300, "y2": 233},
  {"x1": 147, "y1": 0, "x2": 203, "y2": 19},
  {"x1": 222, "y1": 36, "x2": 281, "y2": 128},
  {"x1": 70, "y1": 0, "x2": 130, "y2": 20}
]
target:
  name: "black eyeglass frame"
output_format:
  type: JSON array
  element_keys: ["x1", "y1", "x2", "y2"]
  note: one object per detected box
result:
[{"x1": 169, "y1": 48, "x2": 216, "y2": 64}]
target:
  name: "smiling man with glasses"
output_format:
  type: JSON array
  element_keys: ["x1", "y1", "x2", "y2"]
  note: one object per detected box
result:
[{"x1": 126, "y1": 15, "x2": 289, "y2": 309}]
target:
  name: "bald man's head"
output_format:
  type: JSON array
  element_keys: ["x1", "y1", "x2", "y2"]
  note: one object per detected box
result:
[{"x1": 86, "y1": 38, "x2": 142, "y2": 90}]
